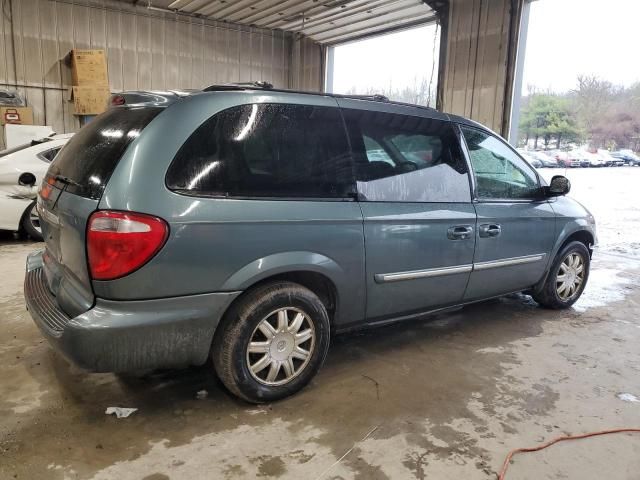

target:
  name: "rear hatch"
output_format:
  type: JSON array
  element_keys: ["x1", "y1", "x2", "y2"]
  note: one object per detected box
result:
[{"x1": 38, "y1": 107, "x2": 162, "y2": 318}]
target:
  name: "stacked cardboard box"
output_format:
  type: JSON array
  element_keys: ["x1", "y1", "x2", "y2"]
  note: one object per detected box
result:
[{"x1": 69, "y1": 49, "x2": 110, "y2": 115}]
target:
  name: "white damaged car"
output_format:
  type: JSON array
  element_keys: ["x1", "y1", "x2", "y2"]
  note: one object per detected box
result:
[{"x1": 0, "y1": 134, "x2": 73, "y2": 240}]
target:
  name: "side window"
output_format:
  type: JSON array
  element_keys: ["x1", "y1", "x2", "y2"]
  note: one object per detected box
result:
[
  {"x1": 363, "y1": 136, "x2": 394, "y2": 165},
  {"x1": 38, "y1": 147, "x2": 61, "y2": 163},
  {"x1": 461, "y1": 127, "x2": 540, "y2": 199},
  {"x1": 166, "y1": 104, "x2": 353, "y2": 198},
  {"x1": 343, "y1": 109, "x2": 470, "y2": 202}
]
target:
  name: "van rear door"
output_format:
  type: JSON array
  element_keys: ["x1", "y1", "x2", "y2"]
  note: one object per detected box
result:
[{"x1": 37, "y1": 107, "x2": 162, "y2": 317}]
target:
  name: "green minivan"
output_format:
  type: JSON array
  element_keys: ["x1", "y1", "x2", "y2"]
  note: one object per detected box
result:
[{"x1": 25, "y1": 84, "x2": 595, "y2": 402}]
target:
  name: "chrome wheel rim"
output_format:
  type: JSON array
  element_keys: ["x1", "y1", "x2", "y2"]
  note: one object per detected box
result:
[
  {"x1": 29, "y1": 207, "x2": 41, "y2": 234},
  {"x1": 246, "y1": 308, "x2": 315, "y2": 386},
  {"x1": 556, "y1": 253, "x2": 585, "y2": 301}
]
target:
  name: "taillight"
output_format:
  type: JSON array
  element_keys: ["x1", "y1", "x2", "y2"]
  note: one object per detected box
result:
[
  {"x1": 40, "y1": 176, "x2": 56, "y2": 199},
  {"x1": 111, "y1": 94, "x2": 126, "y2": 106},
  {"x1": 87, "y1": 211, "x2": 168, "y2": 281}
]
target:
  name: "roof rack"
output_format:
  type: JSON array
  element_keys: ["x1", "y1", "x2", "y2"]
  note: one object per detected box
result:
[
  {"x1": 335, "y1": 94, "x2": 389, "y2": 103},
  {"x1": 201, "y1": 81, "x2": 438, "y2": 112},
  {"x1": 203, "y1": 81, "x2": 273, "y2": 92}
]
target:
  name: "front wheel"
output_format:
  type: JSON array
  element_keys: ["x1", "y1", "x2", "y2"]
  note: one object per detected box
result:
[
  {"x1": 212, "y1": 282, "x2": 330, "y2": 403},
  {"x1": 532, "y1": 241, "x2": 590, "y2": 309},
  {"x1": 21, "y1": 201, "x2": 43, "y2": 241}
]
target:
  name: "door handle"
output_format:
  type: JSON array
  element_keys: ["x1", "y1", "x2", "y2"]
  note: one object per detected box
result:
[
  {"x1": 447, "y1": 225, "x2": 473, "y2": 240},
  {"x1": 479, "y1": 223, "x2": 501, "y2": 238}
]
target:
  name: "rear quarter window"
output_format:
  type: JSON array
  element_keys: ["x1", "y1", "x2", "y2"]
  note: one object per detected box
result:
[
  {"x1": 48, "y1": 107, "x2": 162, "y2": 199},
  {"x1": 166, "y1": 103, "x2": 354, "y2": 199}
]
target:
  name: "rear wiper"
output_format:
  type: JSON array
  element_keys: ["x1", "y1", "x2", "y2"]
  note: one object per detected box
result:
[{"x1": 54, "y1": 175, "x2": 82, "y2": 188}]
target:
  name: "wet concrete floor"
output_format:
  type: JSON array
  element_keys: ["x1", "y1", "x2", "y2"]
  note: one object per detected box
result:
[{"x1": 1, "y1": 167, "x2": 640, "y2": 479}]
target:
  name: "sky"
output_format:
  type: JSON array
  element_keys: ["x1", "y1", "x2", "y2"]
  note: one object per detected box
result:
[
  {"x1": 522, "y1": 0, "x2": 640, "y2": 94},
  {"x1": 331, "y1": 0, "x2": 640, "y2": 98},
  {"x1": 330, "y1": 24, "x2": 439, "y2": 95}
]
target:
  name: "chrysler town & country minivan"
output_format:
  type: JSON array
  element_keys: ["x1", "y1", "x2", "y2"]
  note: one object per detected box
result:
[{"x1": 24, "y1": 84, "x2": 595, "y2": 402}]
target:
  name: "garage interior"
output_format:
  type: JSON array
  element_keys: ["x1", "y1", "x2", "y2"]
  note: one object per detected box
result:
[{"x1": 2, "y1": 0, "x2": 640, "y2": 479}]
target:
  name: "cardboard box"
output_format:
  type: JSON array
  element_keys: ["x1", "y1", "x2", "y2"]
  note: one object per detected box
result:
[
  {"x1": 70, "y1": 49, "x2": 108, "y2": 86},
  {"x1": 0, "y1": 106, "x2": 34, "y2": 126},
  {"x1": 70, "y1": 86, "x2": 110, "y2": 115}
]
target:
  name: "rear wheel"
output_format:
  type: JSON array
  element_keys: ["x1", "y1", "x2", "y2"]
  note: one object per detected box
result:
[
  {"x1": 532, "y1": 241, "x2": 590, "y2": 309},
  {"x1": 21, "y1": 201, "x2": 43, "y2": 241},
  {"x1": 212, "y1": 282, "x2": 330, "y2": 403}
]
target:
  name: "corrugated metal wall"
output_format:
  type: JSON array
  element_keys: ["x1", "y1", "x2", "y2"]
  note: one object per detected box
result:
[
  {"x1": 0, "y1": 0, "x2": 323, "y2": 147},
  {"x1": 289, "y1": 35, "x2": 323, "y2": 92},
  {"x1": 440, "y1": 0, "x2": 522, "y2": 137}
]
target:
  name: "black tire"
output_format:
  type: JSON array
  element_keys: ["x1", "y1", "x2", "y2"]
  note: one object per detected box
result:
[
  {"x1": 21, "y1": 201, "x2": 43, "y2": 241},
  {"x1": 212, "y1": 281, "x2": 330, "y2": 403},
  {"x1": 532, "y1": 241, "x2": 590, "y2": 309}
]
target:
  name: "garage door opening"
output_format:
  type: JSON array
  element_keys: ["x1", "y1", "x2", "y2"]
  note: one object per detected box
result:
[{"x1": 325, "y1": 23, "x2": 440, "y2": 107}]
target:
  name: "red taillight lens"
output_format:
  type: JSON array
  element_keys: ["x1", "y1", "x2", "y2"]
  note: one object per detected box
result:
[
  {"x1": 87, "y1": 211, "x2": 169, "y2": 281},
  {"x1": 111, "y1": 95, "x2": 126, "y2": 106}
]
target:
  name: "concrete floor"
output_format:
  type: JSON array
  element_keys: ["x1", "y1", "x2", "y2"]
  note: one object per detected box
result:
[{"x1": 1, "y1": 167, "x2": 640, "y2": 480}]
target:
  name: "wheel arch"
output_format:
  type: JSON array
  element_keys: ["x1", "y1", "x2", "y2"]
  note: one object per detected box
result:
[
  {"x1": 219, "y1": 251, "x2": 346, "y2": 327},
  {"x1": 533, "y1": 227, "x2": 595, "y2": 294},
  {"x1": 558, "y1": 229, "x2": 595, "y2": 258}
]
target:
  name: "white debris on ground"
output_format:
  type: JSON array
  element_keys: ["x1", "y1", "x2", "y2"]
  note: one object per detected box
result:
[
  {"x1": 195, "y1": 390, "x2": 208, "y2": 400},
  {"x1": 617, "y1": 393, "x2": 640, "y2": 403},
  {"x1": 105, "y1": 407, "x2": 138, "y2": 418}
]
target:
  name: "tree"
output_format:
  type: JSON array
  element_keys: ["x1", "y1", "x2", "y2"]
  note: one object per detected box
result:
[{"x1": 519, "y1": 94, "x2": 581, "y2": 148}]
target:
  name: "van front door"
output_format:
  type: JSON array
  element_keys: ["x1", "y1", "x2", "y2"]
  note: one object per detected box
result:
[{"x1": 459, "y1": 126, "x2": 556, "y2": 301}]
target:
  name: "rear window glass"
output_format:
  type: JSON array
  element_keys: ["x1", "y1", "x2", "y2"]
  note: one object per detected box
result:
[
  {"x1": 166, "y1": 104, "x2": 354, "y2": 199},
  {"x1": 48, "y1": 107, "x2": 161, "y2": 199}
]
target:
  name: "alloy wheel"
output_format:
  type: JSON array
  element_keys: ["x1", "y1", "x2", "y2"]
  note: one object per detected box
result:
[
  {"x1": 556, "y1": 252, "x2": 585, "y2": 301},
  {"x1": 246, "y1": 308, "x2": 315, "y2": 386}
]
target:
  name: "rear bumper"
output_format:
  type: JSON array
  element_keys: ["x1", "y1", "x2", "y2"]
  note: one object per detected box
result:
[{"x1": 24, "y1": 251, "x2": 241, "y2": 372}]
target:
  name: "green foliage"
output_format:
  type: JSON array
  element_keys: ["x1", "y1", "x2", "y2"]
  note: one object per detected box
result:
[
  {"x1": 519, "y1": 94, "x2": 582, "y2": 148},
  {"x1": 519, "y1": 76, "x2": 640, "y2": 151}
]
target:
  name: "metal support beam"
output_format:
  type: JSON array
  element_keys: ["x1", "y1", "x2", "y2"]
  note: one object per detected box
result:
[
  {"x1": 325, "y1": 46, "x2": 335, "y2": 93},
  {"x1": 508, "y1": 0, "x2": 532, "y2": 145}
]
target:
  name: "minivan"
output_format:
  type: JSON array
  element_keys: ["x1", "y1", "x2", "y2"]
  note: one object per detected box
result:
[{"x1": 25, "y1": 84, "x2": 596, "y2": 403}]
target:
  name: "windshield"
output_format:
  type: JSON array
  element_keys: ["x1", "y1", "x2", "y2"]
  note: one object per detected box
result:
[{"x1": 48, "y1": 107, "x2": 162, "y2": 199}]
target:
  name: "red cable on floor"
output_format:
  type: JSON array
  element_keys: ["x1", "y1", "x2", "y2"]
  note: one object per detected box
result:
[{"x1": 498, "y1": 428, "x2": 640, "y2": 480}]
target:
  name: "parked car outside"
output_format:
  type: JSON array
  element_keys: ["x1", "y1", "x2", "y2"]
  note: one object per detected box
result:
[
  {"x1": 550, "y1": 150, "x2": 574, "y2": 168},
  {"x1": 584, "y1": 151, "x2": 606, "y2": 167},
  {"x1": 595, "y1": 149, "x2": 619, "y2": 167},
  {"x1": 561, "y1": 150, "x2": 585, "y2": 167},
  {"x1": 612, "y1": 150, "x2": 639, "y2": 166},
  {"x1": 24, "y1": 86, "x2": 596, "y2": 403},
  {"x1": 621, "y1": 150, "x2": 639, "y2": 165},
  {"x1": 517, "y1": 149, "x2": 542, "y2": 168},
  {"x1": 529, "y1": 150, "x2": 559, "y2": 168},
  {"x1": 0, "y1": 133, "x2": 73, "y2": 240}
]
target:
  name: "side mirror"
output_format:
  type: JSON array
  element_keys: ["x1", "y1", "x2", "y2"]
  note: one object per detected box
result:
[
  {"x1": 547, "y1": 175, "x2": 570, "y2": 196},
  {"x1": 18, "y1": 172, "x2": 37, "y2": 187}
]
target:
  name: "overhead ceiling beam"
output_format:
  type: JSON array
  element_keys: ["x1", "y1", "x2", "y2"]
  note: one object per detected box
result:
[
  {"x1": 272, "y1": 0, "x2": 392, "y2": 30},
  {"x1": 319, "y1": 12, "x2": 437, "y2": 44},
  {"x1": 253, "y1": 0, "x2": 354, "y2": 28},
  {"x1": 307, "y1": 3, "x2": 430, "y2": 37}
]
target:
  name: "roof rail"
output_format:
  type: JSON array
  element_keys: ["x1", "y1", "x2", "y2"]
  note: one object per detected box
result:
[
  {"x1": 203, "y1": 81, "x2": 273, "y2": 92},
  {"x1": 335, "y1": 94, "x2": 389, "y2": 103},
  {"x1": 200, "y1": 81, "x2": 437, "y2": 113}
]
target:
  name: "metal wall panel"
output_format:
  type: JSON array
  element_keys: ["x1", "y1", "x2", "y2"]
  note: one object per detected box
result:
[
  {"x1": 289, "y1": 35, "x2": 323, "y2": 92},
  {"x1": 0, "y1": 0, "x2": 322, "y2": 147},
  {"x1": 441, "y1": 0, "x2": 523, "y2": 137}
]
